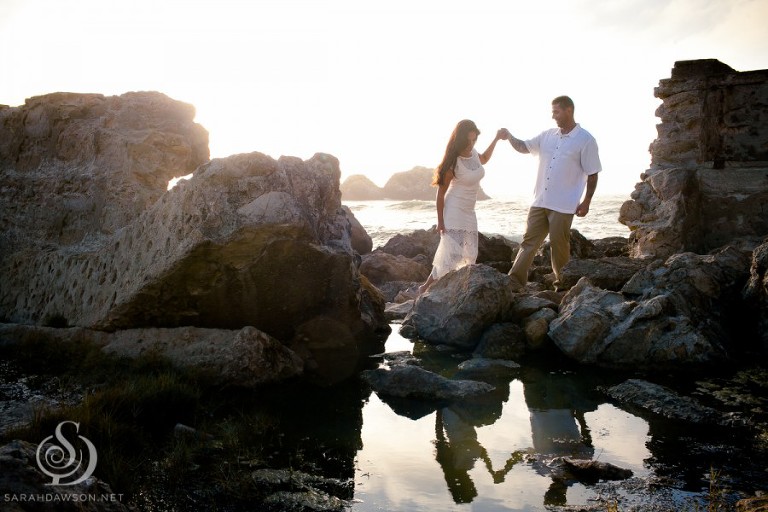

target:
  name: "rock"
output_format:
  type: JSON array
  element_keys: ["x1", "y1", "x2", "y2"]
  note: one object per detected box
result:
[
  {"x1": 252, "y1": 468, "x2": 353, "y2": 511},
  {"x1": 289, "y1": 316, "x2": 359, "y2": 386},
  {"x1": 341, "y1": 205, "x2": 372, "y2": 255},
  {"x1": 508, "y1": 294, "x2": 559, "y2": 321},
  {"x1": 559, "y1": 457, "x2": 633, "y2": 483},
  {"x1": 359, "y1": 251, "x2": 430, "y2": 287},
  {"x1": 538, "y1": 229, "x2": 596, "y2": 263},
  {"x1": 384, "y1": 301, "x2": 414, "y2": 322},
  {"x1": 362, "y1": 365, "x2": 494, "y2": 401},
  {"x1": 103, "y1": 325, "x2": 303, "y2": 387},
  {"x1": 477, "y1": 232, "x2": 515, "y2": 263},
  {"x1": 402, "y1": 265, "x2": 514, "y2": 350},
  {"x1": 619, "y1": 59, "x2": 768, "y2": 260},
  {"x1": 0, "y1": 439, "x2": 131, "y2": 511},
  {"x1": 590, "y1": 236, "x2": 630, "y2": 258},
  {"x1": 378, "y1": 228, "x2": 440, "y2": 259},
  {"x1": 549, "y1": 245, "x2": 752, "y2": 369},
  {"x1": 0, "y1": 92, "x2": 209, "y2": 250},
  {"x1": 339, "y1": 174, "x2": 381, "y2": 200},
  {"x1": 473, "y1": 323, "x2": 526, "y2": 360},
  {"x1": 559, "y1": 256, "x2": 648, "y2": 291},
  {"x1": 0, "y1": 323, "x2": 304, "y2": 388},
  {"x1": 605, "y1": 379, "x2": 722, "y2": 425},
  {"x1": 522, "y1": 307, "x2": 558, "y2": 350},
  {"x1": 1, "y1": 135, "x2": 387, "y2": 348},
  {"x1": 737, "y1": 495, "x2": 768, "y2": 512},
  {"x1": 744, "y1": 239, "x2": 768, "y2": 351}
]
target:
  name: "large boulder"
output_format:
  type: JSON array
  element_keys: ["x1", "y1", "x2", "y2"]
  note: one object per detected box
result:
[
  {"x1": 401, "y1": 264, "x2": 514, "y2": 350},
  {"x1": 549, "y1": 246, "x2": 753, "y2": 369},
  {"x1": 0, "y1": 92, "x2": 389, "y2": 384},
  {"x1": 0, "y1": 91, "x2": 209, "y2": 250},
  {"x1": 619, "y1": 60, "x2": 768, "y2": 260}
]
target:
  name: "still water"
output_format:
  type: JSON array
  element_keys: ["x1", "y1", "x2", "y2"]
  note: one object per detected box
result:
[
  {"x1": 350, "y1": 328, "x2": 651, "y2": 511},
  {"x1": 253, "y1": 323, "x2": 764, "y2": 511}
]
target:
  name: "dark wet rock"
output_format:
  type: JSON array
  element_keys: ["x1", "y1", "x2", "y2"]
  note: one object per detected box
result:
[
  {"x1": 251, "y1": 468, "x2": 352, "y2": 512},
  {"x1": 457, "y1": 358, "x2": 520, "y2": 373},
  {"x1": 559, "y1": 256, "x2": 648, "y2": 291},
  {"x1": 605, "y1": 379, "x2": 723, "y2": 425},
  {"x1": 559, "y1": 457, "x2": 633, "y2": 483},
  {"x1": 362, "y1": 365, "x2": 494, "y2": 401},
  {"x1": 375, "y1": 350, "x2": 419, "y2": 367},
  {"x1": 0, "y1": 440, "x2": 131, "y2": 511}
]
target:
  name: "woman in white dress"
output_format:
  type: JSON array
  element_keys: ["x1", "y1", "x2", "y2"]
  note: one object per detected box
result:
[{"x1": 418, "y1": 120, "x2": 503, "y2": 294}]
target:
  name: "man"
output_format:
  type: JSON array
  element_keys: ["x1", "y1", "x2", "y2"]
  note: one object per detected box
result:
[{"x1": 502, "y1": 96, "x2": 601, "y2": 291}]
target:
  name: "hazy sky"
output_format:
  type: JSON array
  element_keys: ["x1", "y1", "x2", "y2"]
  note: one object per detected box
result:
[{"x1": 2, "y1": 0, "x2": 766, "y2": 199}]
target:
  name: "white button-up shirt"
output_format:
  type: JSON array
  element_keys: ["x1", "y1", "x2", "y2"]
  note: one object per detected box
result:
[{"x1": 524, "y1": 124, "x2": 601, "y2": 214}]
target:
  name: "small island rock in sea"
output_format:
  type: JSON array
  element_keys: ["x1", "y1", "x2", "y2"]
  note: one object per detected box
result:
[{"x1": 341, "y1": 165, "x2": 491, "y2": 201}]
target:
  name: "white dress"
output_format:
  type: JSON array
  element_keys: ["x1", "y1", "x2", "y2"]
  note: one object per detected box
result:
[{"x1": 430, "y1": 149, "x2": 485, "y2": 280}]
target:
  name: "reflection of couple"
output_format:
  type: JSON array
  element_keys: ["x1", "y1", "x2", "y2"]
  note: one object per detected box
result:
[
  {"x1": 419, "y1": 95, "x2": 602, "y2": 294},
  {"x1": 434, "y1": 367, "x2": 598, "y2": 506}
]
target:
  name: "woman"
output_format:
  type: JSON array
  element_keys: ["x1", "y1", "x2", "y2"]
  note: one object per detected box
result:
[{"x1": 418, "y1": 120, "x2": 503, "y2": 294}]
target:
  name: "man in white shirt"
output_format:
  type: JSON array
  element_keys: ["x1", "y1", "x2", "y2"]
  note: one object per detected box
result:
[{"x1": 502, "y1": 96, "x2": 601, "y2": 291}]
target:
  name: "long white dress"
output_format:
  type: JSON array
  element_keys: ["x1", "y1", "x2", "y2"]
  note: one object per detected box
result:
[{"x1": 429, "y1": 149, "x2": 485, "y2": 280}]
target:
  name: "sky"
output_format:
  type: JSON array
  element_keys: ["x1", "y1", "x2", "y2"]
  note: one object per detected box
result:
[{"x1": 1, "y1": 0, "x2": 767, "y2": 200}]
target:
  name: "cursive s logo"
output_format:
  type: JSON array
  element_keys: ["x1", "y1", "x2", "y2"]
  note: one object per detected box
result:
[{"x1": 35, "y1": 421, "x2": 98, "y2": 486}]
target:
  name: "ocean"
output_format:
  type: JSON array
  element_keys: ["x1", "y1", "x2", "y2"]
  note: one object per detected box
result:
[{"x1": 344, "y1": 194, "x2": 632, "y2": 249}]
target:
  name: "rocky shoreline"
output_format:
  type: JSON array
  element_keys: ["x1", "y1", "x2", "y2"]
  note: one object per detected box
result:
[{"x1": 1, "y1": 59, "x2": 767, "y2": 510}]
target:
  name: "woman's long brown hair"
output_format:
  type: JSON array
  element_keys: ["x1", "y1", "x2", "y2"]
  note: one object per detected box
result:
[{"x1": 432, "y1": 119, "x2": 480, "y2": 186}]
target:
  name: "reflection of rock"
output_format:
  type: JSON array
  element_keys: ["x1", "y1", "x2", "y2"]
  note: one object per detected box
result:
[
  {"x1": 341, "y1": 166, "x2": 490, "y2": 201},
  {"x1": 362, "y1": 365, "x2": 494, "y2": 401}
]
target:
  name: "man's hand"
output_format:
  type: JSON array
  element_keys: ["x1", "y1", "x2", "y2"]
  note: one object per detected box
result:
[{"x1": 575, "y1": 200, "x2": 590, "y2": 217}]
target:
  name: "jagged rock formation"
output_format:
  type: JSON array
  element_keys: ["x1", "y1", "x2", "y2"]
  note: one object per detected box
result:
[
  {"x1": 341, "y1": 166, "x2": 491, "y2": 201},
  {"x1": 0, "y1": 92, "x2": 389, "y2": 386},
  {"x1": 620, "y1": 59, "x2": 768, "y2": 259}
]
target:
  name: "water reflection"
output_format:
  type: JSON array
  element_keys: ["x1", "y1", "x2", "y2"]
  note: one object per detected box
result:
[{"x1": 353, "y1": 334, "x2": 651, "y2": 511}]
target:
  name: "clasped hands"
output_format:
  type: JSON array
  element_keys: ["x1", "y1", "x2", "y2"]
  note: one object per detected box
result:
[{"x1": 496, "y1": 128, "x2": 513, "y2": 141}]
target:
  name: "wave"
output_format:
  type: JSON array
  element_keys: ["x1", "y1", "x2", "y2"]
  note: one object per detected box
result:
[{"x1": 345, "y1": 196, "x2": 632, "y2": 249}]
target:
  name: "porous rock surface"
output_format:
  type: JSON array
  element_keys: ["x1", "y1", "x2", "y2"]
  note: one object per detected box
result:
[{"x1": 0, "y1": 92, "x2": 388, "y2": 378}]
